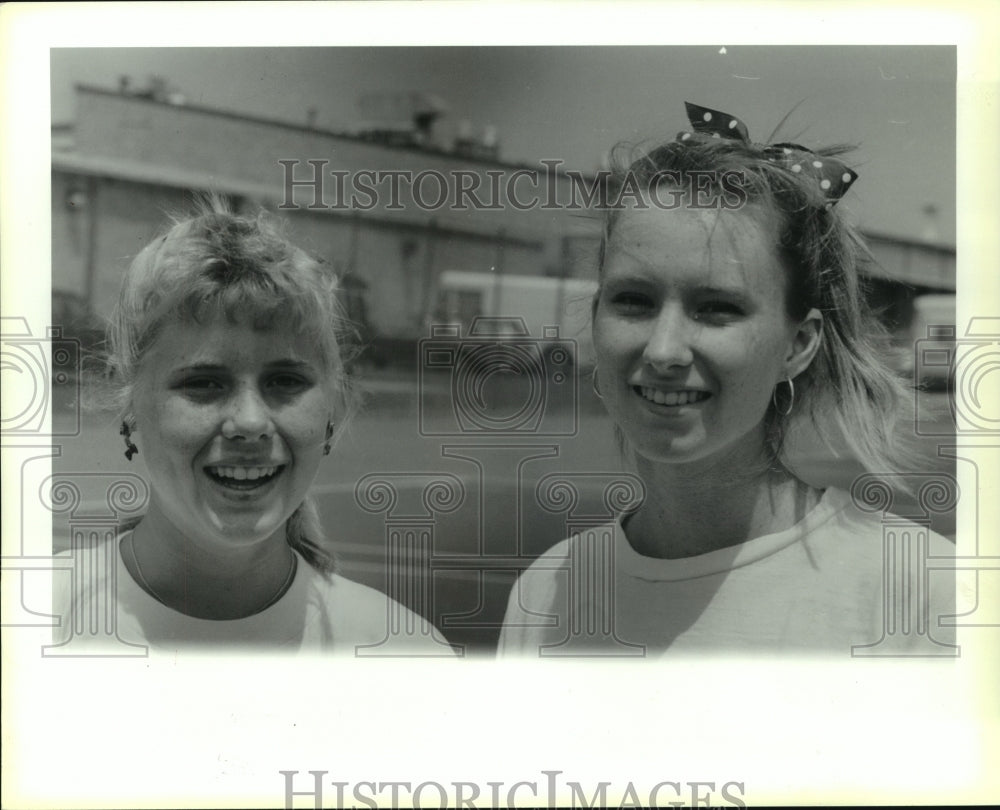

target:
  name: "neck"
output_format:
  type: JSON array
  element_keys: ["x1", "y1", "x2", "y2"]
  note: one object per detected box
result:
[
  {"x1": 123, "y1": 503, "x2": 297, "y2": 620},
  {"x1": 625, "y1": 442, "x2": 821, "y2": 559}
]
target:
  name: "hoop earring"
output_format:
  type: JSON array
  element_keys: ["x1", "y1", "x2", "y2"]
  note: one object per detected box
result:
[
  {"x1": 772, "y1": 378, "x2": 795, "y2": 417},
  {"x1": 119, "y1": 421, "x2": 139, "y2": 461},
  {"x1": 592, "y1": 366, "x2": 604, "y2": 400},
  {"x1": 323, "y1": 420, "x2": 334, "y2": 455}
]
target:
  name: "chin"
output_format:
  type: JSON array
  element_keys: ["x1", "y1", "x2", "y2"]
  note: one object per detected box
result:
[
  {"x1": 626, "y1": 436, "x2": 707, "y2": 465},
  {"x1": 206, "y1": 512, "x2": 287, "y2": 543}
]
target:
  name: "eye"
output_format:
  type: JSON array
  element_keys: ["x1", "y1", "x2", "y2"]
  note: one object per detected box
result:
[
  {"x1": 608, "y1": 291, "x2": 655, "y2": 316},
  {"x1": 695, "y1": 301, "x2": 745, "y2": 322},
  {"x1": 266, "y1": 372, "x2": 314, "y2": 394},
  {"x1": 178, "y1": 377, "x2": 225, "y2": 397}
]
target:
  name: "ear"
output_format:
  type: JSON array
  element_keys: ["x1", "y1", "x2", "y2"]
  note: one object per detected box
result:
[{"x1": 785, "y1": 307, "x2": 823, "y2": 379}]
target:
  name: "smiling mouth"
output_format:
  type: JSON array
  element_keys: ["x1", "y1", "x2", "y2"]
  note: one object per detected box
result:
[
  {"x1": 204, "y1": 465, "x2": 286, "y2": 490},
  {"x1": 635, "y1": 386, "x2": 710, "y2": 407}
]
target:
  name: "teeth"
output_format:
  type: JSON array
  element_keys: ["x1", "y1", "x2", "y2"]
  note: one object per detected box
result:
[
  {"x1": 207, "y1": 465, "x2": 279, "y2": 480},
  {"x1": 639, "y1": 387, "x2": 707, "y2": 406}
]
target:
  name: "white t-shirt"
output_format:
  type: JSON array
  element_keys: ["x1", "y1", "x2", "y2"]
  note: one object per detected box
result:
[
  {"x1": 498, "y1": 488, "x2": 956, "y2": 658},
  {"x1": 51, "y1": 534, "x2": 456, "y2": 657}
]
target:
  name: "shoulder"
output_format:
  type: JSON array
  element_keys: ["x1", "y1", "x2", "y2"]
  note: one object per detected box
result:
[
  {"x1": 306, "y1": 569, "x2": 457, "y2": 655},
  {"x1": 790, "y1": 488, "x2": 955, "y2": 597},
  {"x1": 498, "y1": 526, "x2": 618, "y2": 657},
  {"x1": 501, "y1": 526, "x2": 612, "y2": 623},
  {"x1": 845, "y1": 488, "x2": 952, "y2": 545},
  {"x1": 512, "y1": 522, "x2": 621, "y2": 588},
  {"x1": 805, "y1": 487, "x2": 954, "y2": 555},
  {"x1": 51, "y1": 536, "x2": 142, "y2": 648},
  {"x1": 808, "y1": 487, "x2": 956, "y2": 635},
  {"x1": 52, "y1": 539, "x2": 116, "y2": 603},
  {"x1": 309, "y1": 571, "x2": 412, "y2": 610},
  {"x1": 510, "y1": 534, "x2": 578, "y2": 595}
]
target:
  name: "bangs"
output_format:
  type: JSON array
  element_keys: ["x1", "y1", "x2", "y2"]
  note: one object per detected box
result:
[
  {"x1": 183, "y1": 280, "x2": 320, "y2": 335},
  {"x1": 168, "y1": 280, "x2": 339, "y2": 368},
  {"x1": 109, "y1": 202, "x2": 352, "y2": 414},
  {"x1": 128, "y1": 244, "x2": 343, "y2": 372}
]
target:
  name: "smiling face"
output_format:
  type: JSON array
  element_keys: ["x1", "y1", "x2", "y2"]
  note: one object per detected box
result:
[
  {"x1": 131, "y1": 317, "x2": 334, "y2": 553},
  {"x1": 593, "y1": 201, "x2": 821, "y2": 469}
]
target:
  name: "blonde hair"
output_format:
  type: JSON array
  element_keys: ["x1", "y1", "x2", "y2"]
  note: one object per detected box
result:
[
  {"x1": 106, "y1": 197, "x2": 353, "y2": 575},
  {"x1": 597, "y1": 137, "x2": 912, "y2": 476}
]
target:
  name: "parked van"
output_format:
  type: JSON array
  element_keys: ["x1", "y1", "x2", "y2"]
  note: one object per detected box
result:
[
  {"x1": 907, "y1": 293, "x2": 957, "y2": 390},
  {"x1": 430, "y1": 271, "x2": 598, "y2": 366}
]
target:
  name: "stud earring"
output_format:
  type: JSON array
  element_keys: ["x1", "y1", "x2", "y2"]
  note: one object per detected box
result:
[
  {"x1": 323, "y1": 420, "x2": 334, "y2": 455},
  {"x1": 119, "y1": 421, "x2": 139, "y2": 461}
]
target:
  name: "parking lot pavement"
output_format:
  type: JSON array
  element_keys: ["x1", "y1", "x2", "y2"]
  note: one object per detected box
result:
[
  {"x1": 49, "y1": 376, "x2": 958, "y2": 537},
  {"x1": 44, "y1": 374, "x2": 959, "y2": 652}
]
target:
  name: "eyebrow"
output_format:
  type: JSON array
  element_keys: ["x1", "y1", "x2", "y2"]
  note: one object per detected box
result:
[
  {"x1": 265, "y1": 359, "x2": 315, "y2": 369},
  {"x1": 689, "y1": 283, "x2": 751, "y2": 298},
  {"x1": 604, "y1": 273, "x2": 749, "y2": 298},
  {"x1": 171, "y1": 358, "x2": 316, "y2": 374}
]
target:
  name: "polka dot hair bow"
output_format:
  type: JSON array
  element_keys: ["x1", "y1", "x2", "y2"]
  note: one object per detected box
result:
[{"x1": 677, "y1": 101, "x2": 859, "y2": 206}]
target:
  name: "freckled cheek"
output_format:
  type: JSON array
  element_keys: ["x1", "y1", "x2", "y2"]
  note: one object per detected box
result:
[
  {"x1": 718, "y1": 333, "x2": 785, "y2": 398},
  {"x1": 593, "y1": 319, "x2": 644, "y2": 369},
  {"x1": 149, "y1": 400, "x2": 219, "y2": 449},
  {"x1": 278, "y1": 401, "x2": 330, "y2": 452}
]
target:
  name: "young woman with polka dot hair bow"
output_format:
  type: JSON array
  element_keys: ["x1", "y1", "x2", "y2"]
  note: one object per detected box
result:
[{"x1": 499, "y1": 102, "x2": 954, "y2": 658}]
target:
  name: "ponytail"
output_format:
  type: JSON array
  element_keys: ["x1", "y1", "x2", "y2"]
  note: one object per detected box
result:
[{"x1": 285, "y1": 496, "x2": 336, "y2": 577}]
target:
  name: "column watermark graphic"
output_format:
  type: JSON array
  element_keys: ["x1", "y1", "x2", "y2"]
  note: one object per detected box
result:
[
  {"x1": 846, "y1": 316, "x2": 1000, "y2": 656},
  {"x1": 850, "y1": 472, "x2": 959, "y2": 657},
  {"x1": 354, "y1": 472, "x2": 464, "y2": 657},
  {"x1": 529, "y1": 473, "x2": 646, "y2": 657},
  {"x1": 8, "y1": 304, "x2": 996, "y2": 660},
  {"x1": 359, "y1": 317, "x2": 655, "y2": 656},
  {"x1": 40, "y1": 474, "x2": 149, "y2": 657},
  {"x1": 1, "y1": 317, "x2": 89, "y2": 652}
]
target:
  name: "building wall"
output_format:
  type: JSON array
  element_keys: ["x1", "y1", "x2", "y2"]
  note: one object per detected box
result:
[
  {"x1": 53, "y1": 85, "x2": 955, "y2": 346},
  {"x1": 53, "y1": 171, "x2": 193, "y2": 318},
  {"x1": 60, "y1": 86, "x2": 602, "y2": 338},
  {"x1": 52, "y1": 170, "x2": 90, "y2": 300},
  {"x1": 51, "y1": 168, "x2": 555, "y2": 338},
  {"x1": 72, "y1": 88, "x2": 596, "y2": 263}
]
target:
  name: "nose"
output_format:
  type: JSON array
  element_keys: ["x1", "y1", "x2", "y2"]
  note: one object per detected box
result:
[
  {"x1": 642, "y1": 305, "x2": 695, "y2": 371},
  {"x1": 222, "y1": 385, "x2": 275, "y2": 441}
]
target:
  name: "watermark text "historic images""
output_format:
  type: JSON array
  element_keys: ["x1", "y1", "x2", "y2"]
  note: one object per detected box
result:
[
  {"x1": 278, "y1": 159, "x2": 749, "y2": 213},
  {"x1": 280, "y1": 770, "x2": 747, "y2": 809}
]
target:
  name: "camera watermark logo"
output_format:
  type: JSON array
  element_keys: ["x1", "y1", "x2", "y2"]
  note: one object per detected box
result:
[
  {"x1": 914, "y1": 316, "x2": 1000, "y2": 436},
  {"x1": 419, "y1": 317, "x2": 578, "y2": 436},
  {"x1": 1, "y1": 317, "x2": 81, "y2": 436}
]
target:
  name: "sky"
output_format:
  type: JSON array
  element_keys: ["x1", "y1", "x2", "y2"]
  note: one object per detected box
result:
[{"x1": 50, "y1": 45, "x2": 956, "y2": 245}]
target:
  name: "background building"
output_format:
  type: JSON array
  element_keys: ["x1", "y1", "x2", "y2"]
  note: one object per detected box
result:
[
  {"x1": 52, "y1": 81, "x2": 955, "y2": 367},
  {"x1": 52, "y1": 83, "x2": 604, "y2": 363}
]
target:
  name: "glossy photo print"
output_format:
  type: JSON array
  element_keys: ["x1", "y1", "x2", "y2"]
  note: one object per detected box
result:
[
  {"x1": 44, "y1": 45, "x2": 961, "y2": 658},
  {"x1": 2, "y1": 3, "x2": 997, "y2": 807}
]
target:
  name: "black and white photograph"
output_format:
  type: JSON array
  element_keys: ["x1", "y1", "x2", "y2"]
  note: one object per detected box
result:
[{"x1": 2, "y1": 2, "x2": 997, "y2": 808}]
